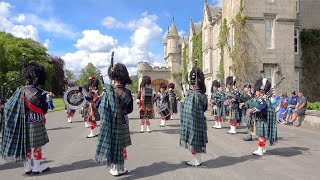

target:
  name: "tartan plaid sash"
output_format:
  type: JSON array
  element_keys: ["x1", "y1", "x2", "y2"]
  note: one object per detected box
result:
[{"x1": 1, "y1": 86, "x2": 27, "y2": 162}]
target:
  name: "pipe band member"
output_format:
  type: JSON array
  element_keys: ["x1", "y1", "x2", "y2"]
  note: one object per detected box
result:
[
  {"x1": 96, "y1": 62, "x2": 133, "y2": 176},
  {"x1": 1, "y1": 61, "x2": 50, "y2": 175}
]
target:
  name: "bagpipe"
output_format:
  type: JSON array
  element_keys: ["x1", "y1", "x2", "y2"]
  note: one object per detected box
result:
[
  {"x1": 63, "y1": 52, "x2": 113, "y2": 109},
  {"x1": 245, "y1": 76, "x2": 286, "y2": 109}
]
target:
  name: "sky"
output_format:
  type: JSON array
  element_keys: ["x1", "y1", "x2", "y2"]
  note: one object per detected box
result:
[{"x1": 0, "y1": 0, "x2": 221, "y2": 78}]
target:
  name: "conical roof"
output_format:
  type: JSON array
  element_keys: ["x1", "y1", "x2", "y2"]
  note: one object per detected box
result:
[{"x1": 167, "y1": 18, "x2": 179, "y2": 37}]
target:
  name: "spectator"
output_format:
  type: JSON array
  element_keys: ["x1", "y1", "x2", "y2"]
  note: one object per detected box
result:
[
  {"x1": 285, "y1": 91, "x2": 307, "y2": 126},
  {"x1": 285, "y1": 91, "x2": 299, "y2": 122},
  {"x1": 276, "y1": 93, "x2": 289, "y2": 123},
  {"x1": 47, "y1": 92, "x2": 55, "y2": 110}
]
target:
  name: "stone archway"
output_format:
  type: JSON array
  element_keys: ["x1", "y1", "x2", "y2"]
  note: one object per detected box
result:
[{"x1": 151, "y1": 79, "x2": 168, "y2": 93}]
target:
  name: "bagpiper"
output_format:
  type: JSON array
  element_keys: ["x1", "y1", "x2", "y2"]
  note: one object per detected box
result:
[
  {"x1": 180, "y1": 67, "x2": 208, "y2": 166},
  {"x1": 1, "y1": 61, "x2": 50, "y2": 175},
  {"x1": 245, "y1": 77, "x2": 277, "y2": 156},
  {"x1": 211, "y1": 80, "x2": 226, "y2": 129},
  {"x1": 156, "y1": 83, "x2": 170, "y2": 127},
  {"x1": 224, "y1": 76, "x2": 241, "y2": 134},
  {"x1": 239, "y1": 83, "x2": 254, "y2": 141},
  {"x1": 96, "y1": 62, "x2": 133, "y2": 176}
]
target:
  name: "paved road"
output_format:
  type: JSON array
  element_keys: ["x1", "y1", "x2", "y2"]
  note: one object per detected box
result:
[{"x1": 0, "y1": 104, "x2": 319, "y2": 180}]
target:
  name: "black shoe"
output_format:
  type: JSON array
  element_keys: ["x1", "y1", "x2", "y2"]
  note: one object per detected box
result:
[
  {"x1": 284, "y1": 122, "x2": 293, "y2": 126},
  {"x1": 32, "y1": 167, "x2": 50, "y2": 175},
  {"x1": 25, "y1": 170, "x2": 32, "y2": 175},
  {"x1": 243, "y1": 136, "x2": 253, "y2": 141}
]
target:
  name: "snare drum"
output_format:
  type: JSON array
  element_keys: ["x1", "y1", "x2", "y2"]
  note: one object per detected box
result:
[{"x1": 158, "y1": 106, "x2": 170, "y2": 118}]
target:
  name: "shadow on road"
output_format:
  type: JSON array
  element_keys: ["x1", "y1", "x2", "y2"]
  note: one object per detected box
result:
[
  {"x1": 266, "y1": 147, "x2": 310, "y2": 157},
  {"x1": 0, "y1": 159, "x2": 53, "y2": 171},
  {"x1": 202, "y1": 155, "x2": 261, "y2": 169},
  {"x1": 121, "y1": 161, "x2": 186, "y2": 180},
  {"x1": 130, "y1": 129, "x2": 180, "y2": 135},
  {"x1": 47, "y1": 127, "x2": 71, "y2": 131},
  {"x1": 35, "y1": 159, "x2": 102, "y2": 176}
]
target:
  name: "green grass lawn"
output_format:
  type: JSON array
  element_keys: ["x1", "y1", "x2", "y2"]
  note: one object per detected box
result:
[{"x1": 49, "y1": 98, "x2": 65, "y2": 112}]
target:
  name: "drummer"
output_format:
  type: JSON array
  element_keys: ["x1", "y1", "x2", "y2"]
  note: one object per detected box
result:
[{"x1": 156, "y1": 83, "x2": 170, "y2": 127}]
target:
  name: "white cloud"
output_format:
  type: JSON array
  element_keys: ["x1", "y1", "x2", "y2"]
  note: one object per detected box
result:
[
  {"x1": 26, "y1": 14, "x2": 75, "y2": 38},
  {"x1": 43, "y1": 38, "x2": 50, "y2": 49},
  {"x1": 0, "y1": 2, "x2": 12, "y2": 17},
  {"x1": 75, "y1": 30, "x2": 118, "y2": 52},
  {"x1": 102, "y1": 16, "x2": 125, "y2": 29},
  {"x1": 12, "y1": 14, "x2": 25, "y2": 23},
  {"x1": 0, "y1": 2, "x2": 39, "y2": 40},
  {"x1": 11, "y1": 25, "x2": 39, "y2": 40},
  {"x1": 64, "y1": 12, "x2": 164, "y2": 76},
  {"x1": 178, "y1": 29, "x2": 186, "y2": 36}
]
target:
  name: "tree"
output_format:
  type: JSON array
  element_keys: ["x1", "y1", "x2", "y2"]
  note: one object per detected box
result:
[
  {"x1": 50, "y1": 56, "x2": 68, "y2": 95},
  {"x1": 0, "y1": 31, "x2": 53, "y2": 91},
  {"x1": 127, "y1": 75, "x2": 138, "y2": 93},
  {"x1": 78, "y1": 62, "x2": 102, "y2": 87},
  {"x1": 66, "y1": 69, "x2": 76, "y2": 86}
]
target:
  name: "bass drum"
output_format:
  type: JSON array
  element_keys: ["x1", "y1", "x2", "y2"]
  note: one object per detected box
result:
[{"x1": 63, "y1": 86, "x2": 88, "y2": 110}]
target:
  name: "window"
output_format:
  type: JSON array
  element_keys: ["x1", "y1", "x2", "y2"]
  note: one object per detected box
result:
[
  {"x1": 296, "y1": 0, "x2": 300, "y2": 13},
  {"x1": 204, "y1": 27, "x2": 208, "y2": 43},
  {"x1": 294, "y1": 70, "x2": 300, "y2": 92},
  {"x1": 204, "y1": 51, "x2": 210, "y2": 72},
  {"x1": 294, "y1": 28, "x2": 300, "y2": 54},
  {"x1": 264, "y1": 66, "x2": 274, "y2": 85},
  {"x1": 265, "y1": 19, "x2": 274, "y2": 49}
]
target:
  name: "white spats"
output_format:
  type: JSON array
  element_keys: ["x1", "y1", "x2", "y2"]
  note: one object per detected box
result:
[
  {"x1": 252, "y1": 146, "x2": 264, "y2": 156},
  {"x1": 109, "y1": 164, "x2": 128, "y2": 176},
  {"x1": 146, "y1": 125, "x2": 151, "y2": 133},
  {"x1": 32, "y1": 159, "x2": 50, "y2": 174},
  {"x1": 140, "y1": 125, "x2": 144, "y2": 133},
  {"x1": 228, "y1": 126, "x2": 237, "y2": 134},
  {"x1": 187, "y1": 154, "x2": 202, "y2": 166},
  {"x1": 24, "y1": 159, "x2": 32, "y2": 174}
]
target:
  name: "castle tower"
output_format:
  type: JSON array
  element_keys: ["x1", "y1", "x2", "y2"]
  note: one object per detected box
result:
[{"x1": 164, "y1": 18, "x2": 182, "y2": 87}]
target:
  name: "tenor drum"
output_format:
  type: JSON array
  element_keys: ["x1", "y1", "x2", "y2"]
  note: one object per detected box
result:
[{"x1": 158, "y1": 106, "x2": 170, "y2": 118}]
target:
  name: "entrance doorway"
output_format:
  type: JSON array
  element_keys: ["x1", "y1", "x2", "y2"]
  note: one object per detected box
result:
[{"x1": 151, "y1": 79, "x2": 168, "y2": 93}]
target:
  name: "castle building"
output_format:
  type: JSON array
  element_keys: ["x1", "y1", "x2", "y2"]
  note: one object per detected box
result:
[{"x1": 137, "y1": 0, "x2": 320, "y2": 96}]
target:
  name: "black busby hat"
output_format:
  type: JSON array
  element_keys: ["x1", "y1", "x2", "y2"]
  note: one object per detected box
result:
[
  {"x1": 212, "y1": 80, "x2": 221, "y2": 88},
  {"x1": 24, "y1": 61, "x2": 46, "y2": 86},
  {"x1": 141, "y1": 76, "x2": 152, "y2": 87},
  {"x1": 243, "y1": 83, "x2": 251, "y2": 89},
  {"x1": 226, "y1": 76, "x2": 236, "y2": 86},
  {"x1": 253, "y1": 77, "x2": 271, "y2": 93},
  {"x1": 160, "y1": 82, "x2": 167, "y2": 90},
  {"x1": 168, "y1": 83, "x2": 175, "y2": 89}
]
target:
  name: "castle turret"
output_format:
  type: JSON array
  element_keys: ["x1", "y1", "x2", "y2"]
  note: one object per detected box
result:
[{"x1": 164, "y1": 18, "x2": 180, "y2": 58}]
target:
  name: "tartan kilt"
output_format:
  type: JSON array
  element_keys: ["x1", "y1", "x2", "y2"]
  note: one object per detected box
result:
[
  {"x1": 117, "y1": 115, "x2": 131, "y2": 148},
  {"x1": 26, "y1": 121, "x2": 49, "y2": 149},
  {"x1": 255, "y1": 119, "x2": 268, "y2": 138},
  {"x1": 139, "y1": 110, "x2": 153, "y2": 119},
  {"x1": 226, "y1": 105, "x2": 240, "y2": 120},
  {"x1": 170, "y1": 99, "x2": 178, "y2": 113},
  {"x1": 217, "y1": 105, "x2": 227, "y2": 121},
  {"x1": 231, "y1": 105, "x2": 240, "y2": 120}
]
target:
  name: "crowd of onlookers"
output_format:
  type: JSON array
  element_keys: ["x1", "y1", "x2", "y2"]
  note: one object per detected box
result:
[{"x1": 271, "y1": 91, "x2": 307, "y2": 126}]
